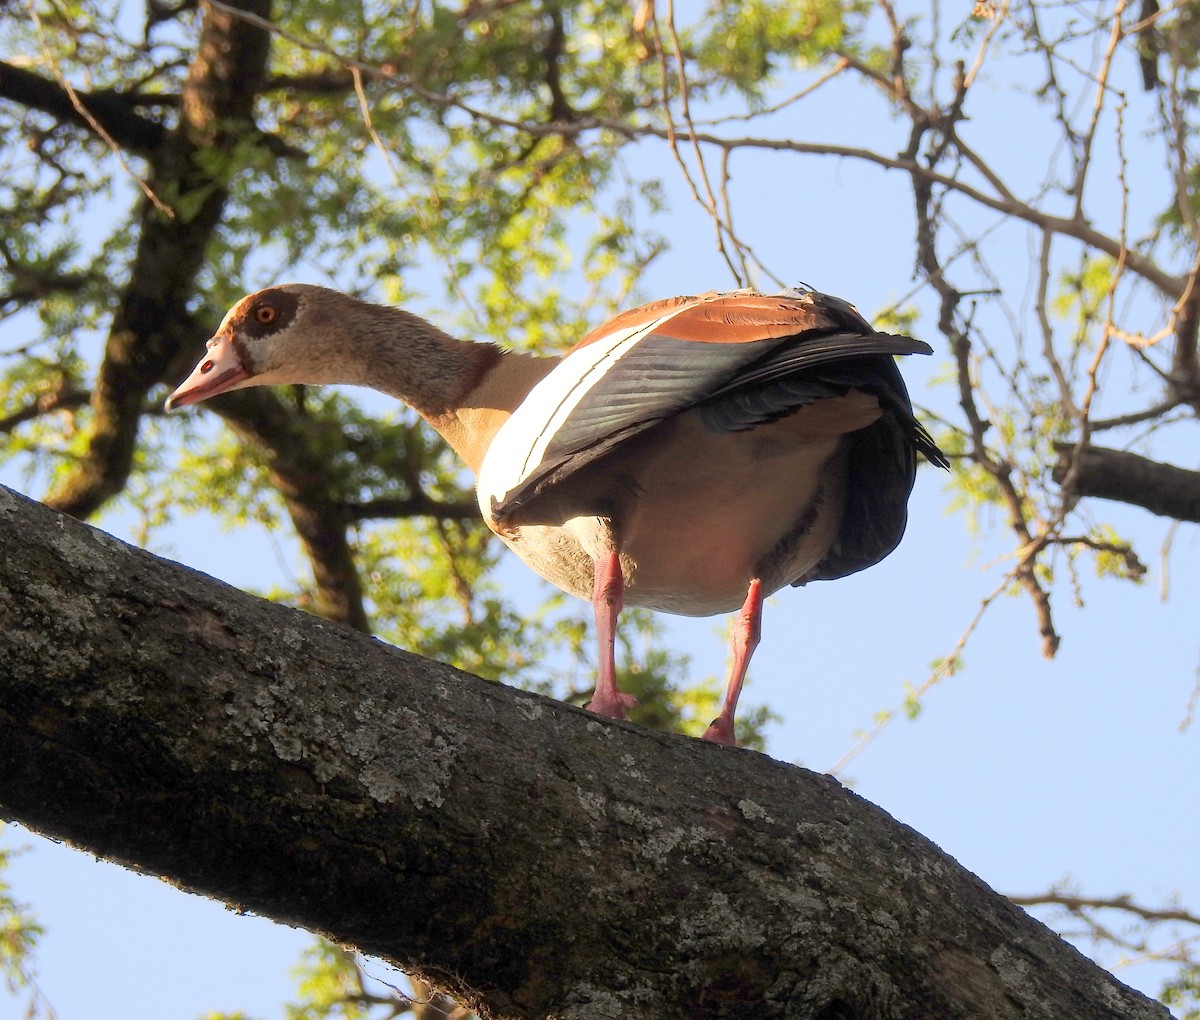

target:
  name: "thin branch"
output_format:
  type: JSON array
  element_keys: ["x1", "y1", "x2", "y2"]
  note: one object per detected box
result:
[
  {"x1": 1058, "y1": 95, "x2": 1134, "y2": 521},
  {"x1": 0, "y1": 59, "x2": 167, "y2": 153},
  {"x1": 829, "y1": 570, "x2": 1007, "y2": 777},
  {"x1": 1090, "y1": 397, "x2": 1187, "y2": 431},
  {"x1": 200, "y1": 0, "x2": 1187, "y2": 300},
  {"x1": 1182, "y1": 651, "x2": 1200, "y2": 733},
  {"x1": 912, "y1": 122, "x2": 1060, "y2": 659},
  {"x1": 1070, "y1": 0, "x2": 1129, "y2": 218},
  {"x1": 1009, "y1": 893, "x2": 1200, "y2": 929},
  {"x1": 657, "y1": 0, "x2": 742, "y2": 283},
  {"x1": 344, "y1": 496, "x2": 480, "y2": 522},
  {"x1": 962, "y1": 0, "x2": 1010, "y2": 89},
  {"x1": 1036, "y1": 230, "x2": 1082, "y2": 420},
  {"x1": 25, "y1": 5, "x2": 174, "y2": 216},
  {"x1": 692, "y1": 57, "x2": 850, "y2": 126},
  {"x1": 434, "y1": 518, "x2": 481, "y2": 625},
  {"x1": 0, "y1": 383, "x2": 90, "y2": 434},
  {"x1": 1048, "y1": 534, "x2": 1147, "y2": 581},
  {"x1": 347, "y1": 65, "x2": 482, "y2": 328}
]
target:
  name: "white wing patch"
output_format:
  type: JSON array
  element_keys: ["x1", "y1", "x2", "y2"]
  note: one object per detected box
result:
[{"x1": 476, "y1": 314, "x2": 673, "y2": 518}]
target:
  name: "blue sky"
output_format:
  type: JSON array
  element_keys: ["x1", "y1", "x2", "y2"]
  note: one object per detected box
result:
[{"x1": 4, "y1": 3, "x2": 1200, "y2": 1017}]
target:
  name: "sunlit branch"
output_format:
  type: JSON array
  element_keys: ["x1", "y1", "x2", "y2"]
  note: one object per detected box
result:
[
  {"x1": 0, "y1": 383, "x2": 89, "y2": 434},
  {"x1": 1070, "y1": 0, "x2": 1129, "y2": 218},
  {"x1": 203, "y1": 0, "x2": 1188, "y2": 301},
  {"x1": 26, "y1": 8, "x2": 174, "y2": 217},
  {"x1": 962, "y1": 0, "x2": 1011, "y2": 88}
]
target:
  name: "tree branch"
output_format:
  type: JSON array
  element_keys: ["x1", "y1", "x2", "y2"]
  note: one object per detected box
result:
[
  {"x1": 1010, "y1": 892, "x2": 1200, "y2": 929},
  {"x1": 1168, "y1": 250, "x2": 1200, "y2": 400},
  {"x1": 0, "y1": 383, "x2": 89, "y2": 434},
  {"x1": 44, "y1": 0, "x2": 271, "y2": 521},
  {"x1": 207, "y1": 388, "x2": 373, "y2": 634},
  {"x1": 0, "y1": 484, "x2": 1171, "y2": 1020},
  {"x1": 0, "y1": 60, "x2": 167, "y2": 155},
  {"x1": 912, "y1": 142, "x2": 1060, "y2": 658},
  {"x1": 1053, "y1": 444, "x2": 1200, "y2": 523},
  {"x1": 155, "y1": 10, "x2": 1187, "y2": 302},
  {"x1": 345, "y1": 495, "x2": 481, "y2": 522}
]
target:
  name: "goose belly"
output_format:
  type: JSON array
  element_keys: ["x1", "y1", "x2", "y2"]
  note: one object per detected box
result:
[
  {"x1": 613, "y1": 426, "x2": 847, "y2": 614},
  {"x1": 491, "y1": 415, "x2": 850, "y2": 618}
]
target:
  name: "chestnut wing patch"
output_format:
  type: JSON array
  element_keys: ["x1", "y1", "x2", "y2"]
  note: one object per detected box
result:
[{"x1": 482, "y1": 297, "x2": 931, "y2": 520}]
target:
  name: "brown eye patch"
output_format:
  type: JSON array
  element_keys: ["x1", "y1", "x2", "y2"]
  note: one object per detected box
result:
[{"x1": 241, "y1": 288, "x2": 299, "y2": 338}]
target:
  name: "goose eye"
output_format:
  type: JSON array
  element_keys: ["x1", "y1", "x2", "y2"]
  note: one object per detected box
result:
[{"x1": 255, "y1": 304, "x2": 277, "y2": 325}]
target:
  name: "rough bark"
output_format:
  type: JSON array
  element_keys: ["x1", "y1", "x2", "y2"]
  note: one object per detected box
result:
[
  {"x1": 0, "y1": 485, "x2": 1171, "y2": 1020},
  {"x1": 1054, "y1": 444, "x2": 1200, "y2": 523}
]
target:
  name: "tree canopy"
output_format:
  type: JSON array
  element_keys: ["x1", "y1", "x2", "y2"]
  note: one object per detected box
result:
[{"x1": 2, "y1": 0, "x2": 1199, "y2": 1016}]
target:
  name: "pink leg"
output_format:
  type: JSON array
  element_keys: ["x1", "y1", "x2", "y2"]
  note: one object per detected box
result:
[
  {"x1": 584, "y1": 551, "x2": 638, "y2": 721},
  {"x1": 703, "y1": 578, "x2": 764, "y2": 746}
]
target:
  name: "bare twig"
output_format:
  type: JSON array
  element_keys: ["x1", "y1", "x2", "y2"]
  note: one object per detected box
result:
[
  {"x1": 1010, "y1": 890, "x2": 1200, "y2": 969},
  {"x1": 202, "y1": 0, "x2": 1186, "y2": 300},
  {"x1": 657, "y1": 0, "x2": 742, "y2": 283},
  {"x1": 348, "y1": 65, "x2": 482, "y2": 328},
  {"x1": 25, "y1": 2, "x2": 174, "y2": 216},
  {"x1": 1070, "y1": 0, "x2": 1129, "y2": 218},
  {"x1": 828, "y1": 572, "x2": 1006, "y2": 776}
]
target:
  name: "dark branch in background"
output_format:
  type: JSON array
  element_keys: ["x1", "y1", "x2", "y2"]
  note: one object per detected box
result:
[
  {"x1": 195, "y1": 386, "x2": 479, "y2": 632},
  {"x1": 1137, "y1": 0, "x2": 1162, "y2": 91},
  {"x1": 43, "y1": 0, "x2": 271, "y2": 521},
  {"x1": 0, "y1": 60, "x2": 167, "y2": 154},
  {"x1": 542, "y1": 4, "x2": 574, "y2": 123},
  {"x1": 1053, "y1": 444, "x2": 1200, "y2": 523},
  {"x1": 0, "y1": 485, "x2": 1173, "y2": 1020},
  {"x1": 1011, "y1": 892, "x2": 1200, "y2": 929},
  {"x1": 265, "y1": 69, "x2": 355, "y2": 94},
  {"x1": 208, "y1": 388, "x2": 373, "y2": 634},
  {"x1": 0, "y1": 239, "x2": 94, "y2": 311},
  {"x1": 346, "y1": 496, "x2": 480, "y2": 522},
  {"x1": 145, "y1": 0, "x2": 200, "y2": 40},
  {"x1": 0, "y1": 383, "x2": 90, "y2": 434},
  {"x1": 1090, "y1": 396, "x2": 1190, "y2": 431},
  {"x1": 1169, "y1": 255, "x2": 1200, "y2": 404}
]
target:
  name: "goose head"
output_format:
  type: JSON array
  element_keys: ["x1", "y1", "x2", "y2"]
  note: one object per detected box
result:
[
  {"x1": 165, "y1": 284, "x2": 474, "y2": 413},
  {"x1": 167, "y1": 285, "x2": 313, "y2": 408}
]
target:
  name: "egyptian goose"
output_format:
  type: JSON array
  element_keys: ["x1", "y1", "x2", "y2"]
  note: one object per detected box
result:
[{"x1": 166, "y1": 284, "x2": 946, "y2": 745}]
